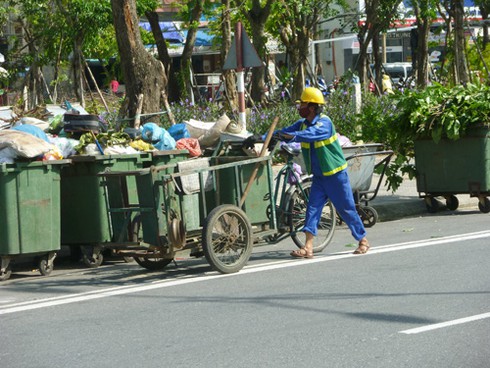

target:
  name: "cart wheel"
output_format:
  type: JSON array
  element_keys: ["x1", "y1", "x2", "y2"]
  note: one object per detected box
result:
[
  {"x1": 445, "y1": 195, "x2": 459, "y2": 211},
  {"x1": 288, "y1": 181, "x2": 336, "y2": 253},
  {"x1": 0, "y1": 264, "x2": 12, "y2": 281},
  {"x1": 478, "y1": 197, "x2": 490, "y2": 213},
  {"x1": 82, "y1": 247, "x2": 104, "y2": 268},
  {"x1": 358, "y1": 206, "x2": 378, "y2": 228},
  {"x1": 130, "y1": 216, "x2": 173, "y2": 271},
  {"x1": 134, "y1": 255, "x2": 173, "y2": 270},
  {"x1": 202, "y1": 204, "x2": 253, "y2": 274},
  {"x1": 425, "y1": 197, "x2": 441, "y2": 213},
  {"x1": 38, "y1": 256, "x2": 53, "y2": 276}
]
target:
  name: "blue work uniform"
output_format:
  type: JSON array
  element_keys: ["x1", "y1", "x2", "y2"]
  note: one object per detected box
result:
[{"x1": 280, "y1": 115, "x2": 367, "y2": 241}]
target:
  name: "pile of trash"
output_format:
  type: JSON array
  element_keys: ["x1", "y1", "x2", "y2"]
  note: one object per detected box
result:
[{"x1": 0, "y1": 103, "x2": 236, "y2": 164}]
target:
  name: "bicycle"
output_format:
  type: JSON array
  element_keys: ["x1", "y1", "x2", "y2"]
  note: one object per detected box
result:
[{"x1": 258, "y1": 141, "x2": 337, "y2": 253}]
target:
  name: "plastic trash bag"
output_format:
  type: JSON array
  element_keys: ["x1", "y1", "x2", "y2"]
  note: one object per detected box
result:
[
  {"x1": 176, "y1": 138, "x2": 201, "y2": 157},
  {"x1": 140, "y1": 122, "x2": 176, "y2": 151},
  {"x1": 47, "y1": 136, "x2": 78, "y2": 158},
  {"x1": 287, "y1": 162, "x2": 303, "y2": 184},
  {"x1": 12, "y1": 124, "x2": 50, "y2": 142},
  {"x1": 168, "y1": 123, "x2": 190, "y2": 141}
]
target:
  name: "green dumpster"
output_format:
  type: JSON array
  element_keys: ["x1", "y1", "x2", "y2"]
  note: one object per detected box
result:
[
  {"x1": 0, "y1": 160, "x2": 68, "y2": 281},
  {"x1": 414, "y1": 126, "x2": 490, "y2": 212},
  {"x1": 60, "y1": 153, "x2": 152, "y2": 266},
  {"x1": 134, "y1": 150, "x2": 193, "y2": 247},
  {"x1": 211, "y1": 156, "x2": 271, "y2": 225},
  {"x1": 61, "y1": 151, "x2": 191, "y2": 267}
]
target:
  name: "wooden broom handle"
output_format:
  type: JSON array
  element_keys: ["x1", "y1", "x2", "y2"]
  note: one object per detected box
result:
[{"x1": 239, "y1": 116, "x2": 279, "y2": 207}]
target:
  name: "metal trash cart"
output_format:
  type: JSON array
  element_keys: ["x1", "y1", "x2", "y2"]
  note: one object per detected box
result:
[
  {"x1": 60, "y1": 151, "x2": 189, "y2": 267},
  {"x1": 342, "y1": 144, "x2": 394, "y2": 227},
  {"x1": 414, "y1": 127, "x2": 490, "y2": 213},
  {"x1": 1, "y1": 160, "x2": 69, "y2": 281},
  {"x1": 293, "y1": 143, "x2": 393, "y2": 228},
  {"x1": 96, "y1": 141, "x2": 337, "y2": 274}
]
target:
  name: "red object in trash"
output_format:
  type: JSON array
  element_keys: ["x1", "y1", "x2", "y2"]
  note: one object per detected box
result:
[{"x1": 176, "y1": 138, "x2": 202, "y2": 157}]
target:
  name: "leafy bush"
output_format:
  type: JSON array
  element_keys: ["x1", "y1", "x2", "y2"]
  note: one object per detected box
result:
[
  {"x1": 168, "y1": 99, "x2": 223, "y2": 127},
  {"x1": 387, "y1": 82, "x2": 490, "y2": 143}
]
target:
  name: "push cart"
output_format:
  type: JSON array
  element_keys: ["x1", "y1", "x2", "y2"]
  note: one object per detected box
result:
[
  {"x1": 96, "y1": 141, "x2": 337, "y2": 274},
  {"x1": 341, "y1": 144, "x2": 394, "y2": 227},
  {"x1": 1, "y1": 160, "x2": 69, "y2": 281}
]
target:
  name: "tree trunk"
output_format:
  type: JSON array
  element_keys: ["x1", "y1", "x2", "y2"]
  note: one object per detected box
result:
[
  {"x1": 288, "y1": 40, "x2": 307, "y2": 101},
  {"x1": 180, "y1": 0, "x2": 204, "y2": 100},
  {"x1": 415, "y1": 20, "x2": 430, "y2": 88},
  {"x1": 72, "y1": 35, "x2": 85, "y2": 107},
  {"x1": 145, "y1": 10, "x2": 181, "y2": 101},
  {"x1": 372, "y1": 33, "x2": 383, "y2": 87},
  {"x1": 21, "y1": 21, "x2": 44, "y2": 109},
  {"x1": 249, "y1": 26, "x2": 266, "y2": 104},
  {"x1": 356, "y1": 27, "x2": 375, "y2": 91},
  {"x1": 111, "y1": 0, "x2": 169, "y2": 126},
  {"x1": 480, "y1": 5, "x2": 489, "y2": 49},
  {"x1": 244, "y1": 0, "x2": 273, "y2": 104},
  {"x1": 453, "y1": 0, "x2": 469, "y2": 84},
  {"x1": 221, "y1": 0, "x2": 237, "y2": 112}
]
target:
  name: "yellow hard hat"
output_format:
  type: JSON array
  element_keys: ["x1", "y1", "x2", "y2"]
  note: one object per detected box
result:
[{"x1": 296, "y1": 87, "x2": 325, "y2": 105}]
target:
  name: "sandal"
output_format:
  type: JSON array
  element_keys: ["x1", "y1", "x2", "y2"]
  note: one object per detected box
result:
[
  {"x1": 290, "y1": 247, "x2": 313, "y2": 259},
  {"x1": 353, "y1": 239, "x2": 370, "y2": 255}
]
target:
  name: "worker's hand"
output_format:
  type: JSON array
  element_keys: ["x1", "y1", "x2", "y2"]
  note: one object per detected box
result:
[
  {"x1": 268, "y1": 134, "x2": 281, "y2": 150},
  {"x1": 242, "y1": 134, "x2": 263, "y2": 149},
  {"x1": 276, "y1": 131, "x2": 292, "y2": 141}
]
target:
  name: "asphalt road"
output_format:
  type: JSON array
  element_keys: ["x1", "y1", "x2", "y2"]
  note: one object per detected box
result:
[{"x1": 1, "y1": 209, "x2": 489, "y2": 368}]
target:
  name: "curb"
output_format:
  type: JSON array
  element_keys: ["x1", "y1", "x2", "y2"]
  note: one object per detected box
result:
[{"x1": 372, "y1": 195, "x2": 480, "y2": 222}]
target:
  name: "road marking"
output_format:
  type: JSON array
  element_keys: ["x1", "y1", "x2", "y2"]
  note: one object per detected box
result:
[
  {"x1": 399, "y1": 312, "x2": 490, "y2": 334},
  {"x1": 1, "y1": 230, "x2": 490, "y2": 316}
]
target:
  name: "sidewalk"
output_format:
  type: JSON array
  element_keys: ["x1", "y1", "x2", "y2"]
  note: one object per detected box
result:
[{"x1": 368, "y1": 174, "x2": 478, "y2": 222}]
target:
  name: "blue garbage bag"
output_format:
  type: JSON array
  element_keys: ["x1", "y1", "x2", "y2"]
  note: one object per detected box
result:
[
  {"x1": 140, "y1": 122, "x2": 176, "y2": 151},
  {"x1": 12, "y1": 124, "x2": 50, "y2": 143},
  {"x1": 167, "y1": 123, "x2": 190, "y2": 141}
]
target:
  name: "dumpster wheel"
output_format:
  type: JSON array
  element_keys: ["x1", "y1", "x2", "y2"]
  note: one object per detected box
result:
[
  {"x1": 425, "y1": 197, "x2": 442, "y2": 213},
  {"x1": 81, "y1": 246, "x2": 104, "y2": 268},
  {"x1": 445, "y1": 195, "x2": 459, "y2": 211},
  {"x1": 0, "y1": 257, "x2": 12, "y2": 281},
  {"x1": 130, "y1": 216, "x2": 173, "y2": 271},
  {"x1": 38, "y1": 252, "x2": 56, "y2": 276},
  {"x1": 478, "y1": 197, "x2": 490, "y2": 213}
]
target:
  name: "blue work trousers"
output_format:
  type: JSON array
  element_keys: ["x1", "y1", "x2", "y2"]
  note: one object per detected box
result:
[{"x1": 303, "y1": 170, "x2": 367, "y2": 241}]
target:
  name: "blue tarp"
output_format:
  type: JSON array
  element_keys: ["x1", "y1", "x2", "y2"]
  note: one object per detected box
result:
[
  {"x1": 182, "y1": 29, "x2": 214, "y2": 47},
  {"x1": 139, "y1": 21, "x2": 184, "y2": 44},
  {"x1": 139, "y1": 21, "x2": 213, "y2": 47}
]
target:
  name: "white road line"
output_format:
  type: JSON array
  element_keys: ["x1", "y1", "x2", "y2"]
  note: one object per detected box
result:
[
  {"x1": 1, "y1": 230, "x2": 489, "y2": 316},
  {"x1": 399, "y1": 312, "x2": 490, "y2": 334}
]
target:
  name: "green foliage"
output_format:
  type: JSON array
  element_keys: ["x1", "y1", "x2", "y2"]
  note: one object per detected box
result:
[
  {"x1": 166, "y1": 99, "x2": 224, "y2": 128},
  {"x1": 247, "y1": 102, "x2": 298, "y2": 134},
  {"x1": 389, "y1": 82, "x2": 490, "y2": 143},
  {"x1": 354, "y1": 92, "x2": 394, "y2": 144},
  {"x1": 324, "y1": 92, "x2": 360, "y2": 142}
]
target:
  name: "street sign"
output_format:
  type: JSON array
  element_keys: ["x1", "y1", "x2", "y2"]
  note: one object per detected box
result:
[{"x1": 223, "y1": 23, "x2": 262, "y2": 70}]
